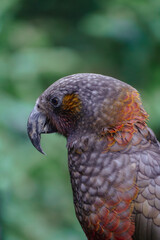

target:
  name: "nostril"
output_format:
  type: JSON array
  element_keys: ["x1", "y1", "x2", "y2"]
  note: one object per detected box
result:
[{"x1": 37, "y1": 104, "x2": 40, "y2": 109}]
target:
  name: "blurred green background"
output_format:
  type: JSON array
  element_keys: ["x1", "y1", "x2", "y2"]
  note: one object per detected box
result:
[{"x1": 0, "y1": 0, "x2": 160, "y2": 239}]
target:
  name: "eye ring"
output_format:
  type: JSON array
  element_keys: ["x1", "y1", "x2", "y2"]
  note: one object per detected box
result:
[{"x1": 50, "y1": 97, "x2": 60, "y2": 107}]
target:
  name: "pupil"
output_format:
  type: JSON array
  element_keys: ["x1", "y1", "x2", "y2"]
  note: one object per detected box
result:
[{"x1": 52, "y1": 97, "x2": 58, "y2": 106}]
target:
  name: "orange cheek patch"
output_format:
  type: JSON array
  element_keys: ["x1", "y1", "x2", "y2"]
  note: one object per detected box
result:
[{"x1": 62, "y1": 93, "x2": 82, "y2": 114}]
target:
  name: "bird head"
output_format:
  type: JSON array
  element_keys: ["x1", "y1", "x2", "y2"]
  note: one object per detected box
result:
[{"x1": 27, "y1": 73, "x2": 148, "y2": 154}]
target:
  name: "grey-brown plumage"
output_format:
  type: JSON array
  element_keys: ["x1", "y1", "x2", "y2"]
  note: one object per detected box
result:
[{"x1": 27, "y1": 73, "x2": 160, "y2": 240}]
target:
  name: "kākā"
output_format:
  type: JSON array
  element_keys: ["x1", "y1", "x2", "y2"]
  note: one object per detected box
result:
[{"x1": 27, "y1": 73, "x2": 160, "y2": 240}]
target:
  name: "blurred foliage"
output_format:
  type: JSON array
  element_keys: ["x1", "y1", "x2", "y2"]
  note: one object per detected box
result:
[{"x1": 0, "y1": 0, "x2": 160, "y2": 239}]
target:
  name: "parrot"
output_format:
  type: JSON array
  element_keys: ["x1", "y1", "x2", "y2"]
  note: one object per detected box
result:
[{"x1": 27, "y1": 73, "x2": 160, "y2": 240}]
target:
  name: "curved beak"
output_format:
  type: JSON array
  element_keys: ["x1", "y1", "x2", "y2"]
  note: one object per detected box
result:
[{"x1": 27, "y1": 105, "x2": 56, "y2": 154}]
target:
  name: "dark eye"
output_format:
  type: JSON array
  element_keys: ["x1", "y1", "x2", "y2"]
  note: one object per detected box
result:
[{"x1": 50, "y1": 97, "x2": 60, "y2": 107}]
